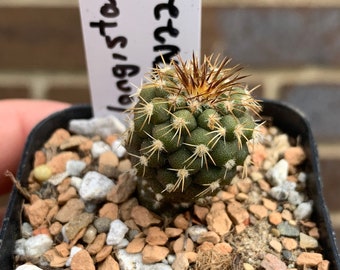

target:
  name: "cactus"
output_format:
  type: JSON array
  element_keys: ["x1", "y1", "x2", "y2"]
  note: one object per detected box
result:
[{"x1": 124, "y1": 54, "x2": 262, "y2": 213}]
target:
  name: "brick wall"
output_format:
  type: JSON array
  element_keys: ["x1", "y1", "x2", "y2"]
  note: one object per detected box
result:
[{"x1": 1, "y1": 0, "x2": 340, "y2": 248}]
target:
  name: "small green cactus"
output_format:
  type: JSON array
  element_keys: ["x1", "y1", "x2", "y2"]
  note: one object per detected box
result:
[{"x1": 124, "y1": 54, "x2": 261, "y2": 213}]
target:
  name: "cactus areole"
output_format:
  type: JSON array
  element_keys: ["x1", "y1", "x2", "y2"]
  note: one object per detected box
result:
[{"x1": 124, "y1": 54, "x2": 262, "y2": 213}]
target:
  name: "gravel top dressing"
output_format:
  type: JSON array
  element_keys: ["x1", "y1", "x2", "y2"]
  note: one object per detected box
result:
[{"x1": 12, "y1": 114, "x2": 330, "y2": 270}]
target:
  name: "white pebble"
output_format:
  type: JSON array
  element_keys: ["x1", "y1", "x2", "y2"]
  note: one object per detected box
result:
[
  {"x1": 69, "y1": 115, "x2": 126, "y2": 138},
  {"x1": 187, "y1": 225, "x2": 208, "y2": 242},
  {"x1": 116, "y1": 249, "x2": 172, "y2": 270},
  {"x1": 167, "y1": 254, "x2": 176, "y2": 264},
  {"x1": 65, "y1": 246, "x2": 82, "y2": 267},
  {"x1": 70, "y1": 176, "x2": 83, "y2": 190},
  {"x1": 294, "y1": 201, "x2": 313, "y2": 220},
  {"x1": 24, "y1": 234, "x2": 53, "y2": 259},
  {"x1": 288, "y1": 190, "x2": 304, "y2": 205},
  {"x1": 79, "y1": 171, "x2": 115, "y2": 202},
  {"x1": 91, "y1": 141, "x2": 111, "y2": 158},
  {"x1": 66, "y1": 160, "x2": 86, "y2": 176},
  {"x1": 269, "y1": 179, "x2": 296, "y2": 201},
  {"x1": 111, "y1": 139, "x2": 127, "y2": 158},
  {"x1": 48, "y1": 171, "x2": 69, "y2": 186},
  {"x1": 269, "y1": 186, "x2": 289, "y2": 201},
  {"x1": 116, "y1": 249, "x2": 144, "y2": 270},
  {"x1": 21, "y1": 222, "x2": 33, "y2": 238},
  {"x1": 266, "y1": 159, "x2": 289, "y2": 186},
  {"x1": 61, "y1": 225, "x2": 69, "y2": 243},
  {"x1": 144, "y1": 263, "x2": 172, "y2": 270},
  {"x1": 106, "y1": 220, "x2": 129, "y2": 246},
  {"x1": 298, "y1": 172, "x2": 307, "y2": 182},
  {"x1": 14, "y1": 238, "x2": 26, "y2": 256},
  {"x1": 16, "y1": 264, "x2": 43, "y2": 270},
  {"x1": 281, "y1": 180, "x2": 296, "y2": 191},
  {"x1": 116, "y1": 238, "x2": 130, "y2": 249}
]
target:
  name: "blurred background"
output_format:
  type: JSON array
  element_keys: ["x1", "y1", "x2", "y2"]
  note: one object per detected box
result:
[{"x1": 1, "y1": 0, "x2": 340, "y2": 247}]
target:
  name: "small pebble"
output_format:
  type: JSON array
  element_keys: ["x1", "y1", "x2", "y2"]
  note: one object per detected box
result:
[
  {"x1": 70, "y1": 249, "x2": 95, "y2": 270},
  {"x1": 95, "y1": 245, "x2": 113, "y2": 263},
  {"x1": 288, "y1": 190, "x2": 304, "y2": 206},
  {"x1": 63, "y1": 212, "x2": 94, "y2": 241},
  {"x1": 54, "y1": 198, "x2": 85, "y2": 223},
  {"x1": 94, "y1": 217, "x2": 112, "y2": 233},
  {"x1": 16, "y1": 265, "x2": 43, "y2": 270},
  {"x1": 297, "y1": 172, "x2": 307, "y2": 183},
  {"x1": 21, "y1": 222, "x2": 33, "y2": 238},
  {"x1": 116, "y1": 238, "x2": 130, "y2": 249},
  {"x1": 296, "y1": 252, "x2": 323, "y2": 266},
  {"x1": 281, "y1": 237, "x2": 298, "y2": 250},
  {"x1": 277, "y1": 222, "x2": 300, "y2": 237},
  {"x1": 106, "y1": 219, "x2": 129, "y2": 246},
  {"x1": 262, "y1": 198, "x2": 277, "y2": 211},
  {"x1": 281, "y1": 209, "x2": 293, "y2": 221},
  {"x1": 131, "y1": 205, "x2": 161, "y2": 228},
  {"x1": 142, "y1": 244, "x2": 170, "y2": 264},
  {"x1": 24, "y1": 234, "x2": 53, "y2": 259},
  {"x1": 87, "y1": 233, "x2": 107, "y2": 255},
  {"x1": 66, "y1": 160, "x2": 86, "y2": 176},
  {"x1": 98, "y1": 151, "x2": 119, "y2": 177},
  {"x1": 173, "y1": 234, "x2": 195, "y2": 253},
  {"x1": 79, "y1": 171, "x2": 115, "y2": 202},
  {"x1": 299, "y1": 232, "x2": 318, "y2": 249},
  {"x1": 111, "y1": 138, "x2": 127, "y2": 158},
  {"x1": 70, "y1": 176, "x2": 82, "y2": 190},
  {"x1": 282, "y1": 249, "x2": 294, "y2": 261},
  {"x1": 266, "y1": 159, "x2": 289, "y2": 186},
  {"x1": 33, "y1": 164, "x2": 52, "y2": 182},
  {"x1": 227, "y1": 201, "x2": 250, "y2": 224},
  {"x1": 24, "y1": 199, "x2": 50, "y2": 228},
  {"x1": 172, "y1": 252, "x2": 189, "y2": 270},
  {"x1": 268, "y1": 212, "x2": 282, "y2": 225},
  {"x1": 145, "y1": 227, "x2": 168, "y2": 246},
  {"x1": 248, "y1": 204, "x2": 268, "y2": 220},
  {"x1": 284, "y1": 146, "x2": 306, "y2": 166},
  {"x1": 269, "y1": 239, "x2": 282, "y2": 253},
  {"x1": 213, "y1": 242, "x2": 232, "y2": 254},
  {"x1": 99, "y1": 202, "x2": 119, "y2": 220},
  {"x1": 91, "y1": 141, "x2": 111, "y2": 158},
  {"x1": 318, "y1": 260, "x2": 330, "y2": 270},
  {"x1": 69, "y1": 115, "x2": 126, "y2": 138},
  {"x1": 165, "y1": 227, "x2": 183, "y2": 238},
  {"x1": 65, "y1": 246, "x2": 82, "y2": 267},
  {"x1": 126, "y1": 237, "x2": 146, "y2": 254},
  {"x1": 14, "y1": 239, "x2": 27, "y2": 257},
  {"x1": 269, "y1": 186, "x2": 289, "y2": 201},
  {"x1": 294, "y1": 201, "x2": 313, "y2": 220},
  {"x1": 187, "y1": 225, "x2": 208, "y2": 242},
  {"x1": 197, "y1": 231, "x2": 220, "y2": 245},
  {"x1": 243, "y1": 263, "x2": 255, "y2": 270},
  {"x1": 206, "y1": 202, "x2": 232, "y2": 236},
  {"x1": 83, "y1": 225, "x2": 98, "y2": 244},
  {"x1": 117, "y1": 249, "x2": 172, "y2": 270},
  {"x1": 260, "y1": 253, "x2": 287, "y2": 270}
]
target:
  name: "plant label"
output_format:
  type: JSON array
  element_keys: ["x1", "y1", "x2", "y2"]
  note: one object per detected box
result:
[{"x1": 79, "y1": 0, "x2": 201, "y2": 121}]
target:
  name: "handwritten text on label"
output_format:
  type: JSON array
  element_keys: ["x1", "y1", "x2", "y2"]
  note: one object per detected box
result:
[{"x1": 79, "y1": 0, "x2": 201, "y2": 120}]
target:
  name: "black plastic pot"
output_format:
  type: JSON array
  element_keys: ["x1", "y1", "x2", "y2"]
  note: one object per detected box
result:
[{"x1": 0, "y1": 100, "x2": 339, "y2": 269}]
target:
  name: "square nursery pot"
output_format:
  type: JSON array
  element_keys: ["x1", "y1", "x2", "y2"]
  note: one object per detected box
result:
[{"x1": 0, "y1": 100, "x2": 339, "y2": 269}]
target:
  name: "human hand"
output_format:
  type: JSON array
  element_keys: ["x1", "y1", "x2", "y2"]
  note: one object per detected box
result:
[{"x1": 0, "y1": 99, "x2": 70, "y2": 223}]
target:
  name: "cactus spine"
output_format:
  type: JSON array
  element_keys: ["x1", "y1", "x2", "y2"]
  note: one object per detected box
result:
[{"x1": 125, "y1": 54, "x2": 261, "y2": 213}]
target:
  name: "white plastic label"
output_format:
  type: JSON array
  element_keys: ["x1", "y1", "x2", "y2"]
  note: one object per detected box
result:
[{"x1": 79, "y1": 0, "x2": 201, "y2": 122}]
